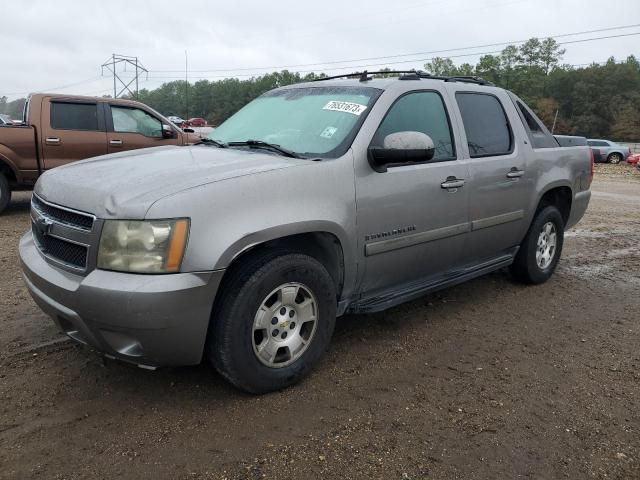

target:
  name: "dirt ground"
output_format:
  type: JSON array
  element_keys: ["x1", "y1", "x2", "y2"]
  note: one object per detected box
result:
[{"x1": 1, "y1": 163, "x2": 639, "y2": 480}]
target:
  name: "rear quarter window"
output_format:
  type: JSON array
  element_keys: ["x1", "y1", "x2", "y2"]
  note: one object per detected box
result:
[{"x1": 514, "y1": 100, "x2": 558, "y2": 149}]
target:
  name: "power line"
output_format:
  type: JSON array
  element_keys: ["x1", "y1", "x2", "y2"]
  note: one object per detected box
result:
[
  {"x1": 1, "y1": 75, "x2": 103, "y2": 97},
  {"x1": 141, "y1": 31, "x2": 640, "y2": 80},
  {"x1": 2, "y1": 25, "x2": 638, "y2": 97},
  {"x1": 151, "y1": 23, "x2": 640, "y2": 74}
]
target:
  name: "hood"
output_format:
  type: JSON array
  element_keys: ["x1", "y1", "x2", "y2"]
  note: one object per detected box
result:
[{"x1": 35, "y1": 145, "x2": 302, "y2": 218}]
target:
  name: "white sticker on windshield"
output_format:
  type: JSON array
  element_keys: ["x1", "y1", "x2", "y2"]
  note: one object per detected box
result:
[
  {"x1": 323, "y1": 101, "x2": 367, "y2": 116},
  {"x1": 320, "y1": 126, "x2": 338, "y2": 139}
]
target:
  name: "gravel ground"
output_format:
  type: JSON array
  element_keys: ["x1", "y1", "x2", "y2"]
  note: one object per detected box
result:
[{"x1": 1, "y1": 164, "x2": 639, "y2": 479}]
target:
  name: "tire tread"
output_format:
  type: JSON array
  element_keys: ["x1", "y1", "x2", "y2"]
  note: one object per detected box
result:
[{"x1": 207, "y1": 249, "x2": 335, "y2": 393}]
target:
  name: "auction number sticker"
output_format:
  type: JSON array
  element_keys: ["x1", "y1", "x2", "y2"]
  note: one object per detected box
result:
[{"x1": 323, "y1": 101, "x2": 367, "y2": 116}]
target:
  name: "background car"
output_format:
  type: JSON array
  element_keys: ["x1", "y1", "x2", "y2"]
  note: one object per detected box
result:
[
  {"x1": 626, "y1": 152, "x2": 640, "y2": 165},
  {"x1": 167, "y1": 115, "x2": 187, "y2": 127},
  {"x1": 587, "y1": 139, "x2": 631, "y2": 164},
  {"x1": 0, "y1": 114, "x2": 12, "y2": 125},
  {"x1": 591, "y1": 147, "x2": 604, "y2": 163},
  {"x1": 186, "y1": 117, "x2": 207, "y2": 127}
]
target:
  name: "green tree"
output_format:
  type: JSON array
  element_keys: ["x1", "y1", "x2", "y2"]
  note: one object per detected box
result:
[
  {"x1": 18, "y1": 41, "x2": 633, "y2": 141},
  {"x1": 424, "y1": 57, "x2": 459, "y2": 76},
  {"x1": 539, "y1": 38, "x2": 566, "y2": 74}
]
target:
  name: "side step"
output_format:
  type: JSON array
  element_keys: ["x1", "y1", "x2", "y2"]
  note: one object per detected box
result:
[{"x1": 347, "y1": 251, "x2": 516, "y2": 314}]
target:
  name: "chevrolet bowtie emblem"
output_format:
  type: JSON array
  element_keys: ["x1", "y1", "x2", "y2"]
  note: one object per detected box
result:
[{"x1": 35, "y1": 216, "x2": 53, "y2": 236}]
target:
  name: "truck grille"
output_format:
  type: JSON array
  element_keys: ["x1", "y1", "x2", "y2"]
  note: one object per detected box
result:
[
  {"x1": 31, "y1": 194, "x2": 96, "y2": 272},
  {"x1": 32, "y1": 223, "x2": 88, "y2": 269},
  {"x1": 31, "y1": 195, "x2": 94, "y2": 231}
]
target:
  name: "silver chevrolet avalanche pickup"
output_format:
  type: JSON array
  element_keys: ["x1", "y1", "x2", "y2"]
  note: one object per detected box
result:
[{"x1": 20, "y1": 72, "x2": 592, "y2": 393}]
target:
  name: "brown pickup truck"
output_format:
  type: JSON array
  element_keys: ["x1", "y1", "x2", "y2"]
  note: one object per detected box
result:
[{"x1": 0, "y1": 93, "x2": 197, "y2": 213}]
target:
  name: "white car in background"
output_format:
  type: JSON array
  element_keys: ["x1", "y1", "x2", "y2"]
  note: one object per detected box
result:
[{"x1": 167, "y1": 116, "x2": 186, "y2": 127}]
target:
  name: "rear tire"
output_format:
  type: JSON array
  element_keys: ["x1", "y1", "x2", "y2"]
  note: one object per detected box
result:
[
  {"x1": 608, "y1": 153, "x2": 622, "y2": 164},
  {"x1": 510, "y1": 205, "x2": 564, "y2": 284},
  {"x1": 208, "y1": 250, "x2": 336, "y2": 394},
  {"x1": 0, "y1": 173, "x2": 11, "y2": 214}
]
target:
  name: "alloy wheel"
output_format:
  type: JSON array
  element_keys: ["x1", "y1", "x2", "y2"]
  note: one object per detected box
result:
[
  {"x1": 252, "y1": 282, "x2": 318, "y2": 368},
  {"x1": 536, "y1": 221, "x2": 557, "y2": 269}
]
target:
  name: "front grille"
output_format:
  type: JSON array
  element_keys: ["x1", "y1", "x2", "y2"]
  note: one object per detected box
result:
[
  {"x1": 31, "y1": 195, "x2": 94, "y2": 231},
  {"x1": 30, "y1": 194, "x2": 95, "y2": 271},
  {"x1": 32, "y1": 221, "x2": 88, "y2": 269}
]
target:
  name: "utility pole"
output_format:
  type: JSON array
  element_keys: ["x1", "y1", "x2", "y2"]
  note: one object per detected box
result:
[
  {"x1": 551, "y1": 109, "x2": 559, "y2": 134},
  {"x1": 185, "y1": 50, "x2": 188, "y2": 120},
  {"x1": 101, "y1": 54, "x2": 148, "y2": 98}
]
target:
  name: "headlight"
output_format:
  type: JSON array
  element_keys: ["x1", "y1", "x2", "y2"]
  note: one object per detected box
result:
[{"x1": 97, "y1": 219, "x2": 189, "y2": 273}]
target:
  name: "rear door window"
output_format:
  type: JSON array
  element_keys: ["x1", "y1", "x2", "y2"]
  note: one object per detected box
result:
[
  {"x1": 371, "y1": 91, "x2": 455, "y2": 161},
  {"x1": 455, "y1": 93, "x2": 512, "y2": 158},
  {"x1": 50, "y1": 102, "x2": 100, "y2": 131}
]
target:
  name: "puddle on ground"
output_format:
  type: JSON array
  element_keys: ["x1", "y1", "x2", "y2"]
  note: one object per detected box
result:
[
  {"x1": 560, "y1": 263, "x2": 615, "y2": 279},
  {"x1": 565, "y1": 229, "x2": 608, "y2": 238},
  {"x1": 592, "y1": 191, "x2": 640, "y2": 203},
  {"x1": 606, "y1": 247, "x2": 639, "y2": 258}
]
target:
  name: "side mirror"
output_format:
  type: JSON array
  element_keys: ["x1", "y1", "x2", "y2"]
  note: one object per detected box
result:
[
  {"x1": 162, "y1": 124, "x2": 175, "y2": 139},
  {"x1": 368, "y1": 131, "x2": 435, "y2": 173}
]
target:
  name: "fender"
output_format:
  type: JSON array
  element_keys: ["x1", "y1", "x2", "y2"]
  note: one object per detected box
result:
[
  {"x1": 527, "y1": 179, "x2": 574, "y2": 225},
  {"x1": 0, "y1": 151, "x2": 23, "y2": 183},
  {"x1": 214, "y1": 220, "x2": 357, "y2": 301}
]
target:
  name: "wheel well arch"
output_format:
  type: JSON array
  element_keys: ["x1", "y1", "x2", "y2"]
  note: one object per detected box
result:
[
  {"x1": 536, "y1": 186, "x2": 572, "y2": 225},
  {"x1": 0, "y1": 155, "x2": 18, "y2": 184},
  {"x1": 219, "y1": 231, "x2": 345, "y2": 300}
]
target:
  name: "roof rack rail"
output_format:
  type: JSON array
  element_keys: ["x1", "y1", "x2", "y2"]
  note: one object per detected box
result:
[
  {"x1": 312, "y1": 70, "x2": 494, "y2": 86},
  {"x1": 312, "y1": 70, "x2": 423, "y2": 82}
]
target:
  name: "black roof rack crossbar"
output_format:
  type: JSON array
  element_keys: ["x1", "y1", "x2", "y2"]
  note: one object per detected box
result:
[
  {"x1": 312, "y1": 70, "x2": 425, "y2": 82},
  {"x1": 442, "y1": 75, "x2": 493, "y2": 85},
  {"x1": 312, "y1": 70, "x2": 494, "y2": 86}
]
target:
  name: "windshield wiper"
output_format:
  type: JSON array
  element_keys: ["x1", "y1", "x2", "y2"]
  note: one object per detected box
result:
[
  {"x1": 226, "y1": 140, "x2": 301, "y2": 158},
  {"x1": 194, "y1": 138, "x2": 227, "y2": 148}
]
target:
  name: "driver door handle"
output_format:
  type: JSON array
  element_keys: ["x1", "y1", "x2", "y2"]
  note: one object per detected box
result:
[
  {"x1": 507, "y1": 168, "x2": 525, "y2": 178},
  {"x1": 45, "y1": 137, "x2": 60, "y2": 145},
  {"x1": 441, "y1": 177, "x2": 465, "y2": 189},
  {"x1": 110, "y1": 139, "x2": 123, "y2": 146}
]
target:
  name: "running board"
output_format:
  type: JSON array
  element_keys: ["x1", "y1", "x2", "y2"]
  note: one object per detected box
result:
[{"x1": 347, "y1": 250, "x2": 517, "y2": 314}]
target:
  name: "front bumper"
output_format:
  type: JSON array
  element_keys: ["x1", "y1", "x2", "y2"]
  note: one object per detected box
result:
[{"x1": 19, "y1": 231, "x2": 224, "y2": 367}]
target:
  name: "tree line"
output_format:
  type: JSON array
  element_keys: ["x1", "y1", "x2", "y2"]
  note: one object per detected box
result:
[
  {"x1": 2, "y1": 38, "x2": 638, "y2": 140},
  {"x1": 422, "y1": 39, "x2": 640, "y2": 141}
]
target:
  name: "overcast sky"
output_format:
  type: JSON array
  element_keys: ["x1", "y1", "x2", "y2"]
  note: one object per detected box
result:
[{"x1": 1, "y1": 0, "x2": 639, "y2": 100}]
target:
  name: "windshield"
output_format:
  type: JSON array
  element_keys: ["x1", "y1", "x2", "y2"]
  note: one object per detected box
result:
[{"x1": 208, "y1": 86, "x2": 381, "y2": 158}]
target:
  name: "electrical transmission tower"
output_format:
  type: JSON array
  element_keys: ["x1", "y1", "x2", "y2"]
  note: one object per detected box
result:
[{"x1": 101, "y1": 54, "x2": 148, "y2": 99}]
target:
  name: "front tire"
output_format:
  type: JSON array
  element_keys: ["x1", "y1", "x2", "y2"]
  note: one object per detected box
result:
[
  {"x1": 510, "y1": 205, "x2": 564, "y2": 284},
  {"x1": 608, "y1": 153, "x2": 622, "y2": 164},
  {"x1": 208, "y1": 251, "x2": 336, "y2": 394},
  {"x1": 0, "y1": 172, "x2": 11, "y2": 214}
]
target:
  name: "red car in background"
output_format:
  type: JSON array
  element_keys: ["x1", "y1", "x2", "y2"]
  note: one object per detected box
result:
[
  {"x1": 186, "y1": 117, "x2": 207, "y2": 127},
  {"x1": 626, "y1": 152, "x2": 640, "y2": 165}
]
